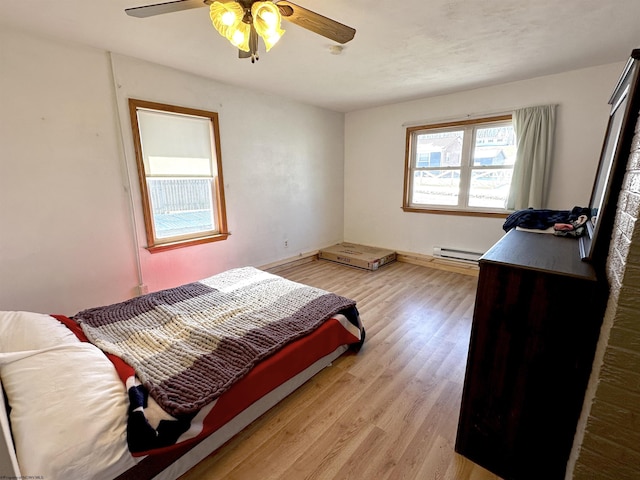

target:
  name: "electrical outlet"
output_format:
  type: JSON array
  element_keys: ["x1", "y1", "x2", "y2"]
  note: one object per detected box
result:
[{"x1": 284, "y1": 240, "x2": 289, "y2": 248}]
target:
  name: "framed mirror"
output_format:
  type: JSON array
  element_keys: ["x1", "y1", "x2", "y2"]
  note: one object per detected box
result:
[{"x1": 580, "y1": 49, "x2": 640, "y2": 267}]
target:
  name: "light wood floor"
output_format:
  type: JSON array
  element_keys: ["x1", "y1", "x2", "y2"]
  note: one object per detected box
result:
[{"x1": 180, "y1": 259, "x2": 501, "y2": 480}]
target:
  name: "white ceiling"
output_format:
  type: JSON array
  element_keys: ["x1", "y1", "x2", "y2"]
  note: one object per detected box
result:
[{"x1": 2, "y1": 0, "x2": 640, "y2": 112}]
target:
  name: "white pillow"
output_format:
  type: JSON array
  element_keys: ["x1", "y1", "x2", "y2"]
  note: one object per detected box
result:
[
  {"x1": 0, "y1": 311, "x2": 78, "y2": 352},
  {"x1": 0, "y1": 311, "x2": 137, "y2": 479}
]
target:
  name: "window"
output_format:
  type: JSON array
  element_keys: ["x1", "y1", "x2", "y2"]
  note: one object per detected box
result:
[
  {"x1": 129, "y1": 99, "x2": 228, "y2": 252},
  {"x1": 403, "y1": 115, "x2": 516, "y2": 216}
]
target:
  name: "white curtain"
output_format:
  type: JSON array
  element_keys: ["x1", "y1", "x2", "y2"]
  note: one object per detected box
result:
[{"x1": 507, "y1": 105, "x2": 557, "y2": 210}]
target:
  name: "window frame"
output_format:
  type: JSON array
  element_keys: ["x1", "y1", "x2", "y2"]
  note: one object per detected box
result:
[
  {"x1": 402, "y1": 114, "x2": 514, "y2": 218},
  {"x1": 128, "y1": 99, "x2": 229, "y2": 253}
]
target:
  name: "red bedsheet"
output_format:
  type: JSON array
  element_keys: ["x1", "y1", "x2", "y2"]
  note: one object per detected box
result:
[{"x1": 53, "y1": 313, "x2": 362, "y2": 459}]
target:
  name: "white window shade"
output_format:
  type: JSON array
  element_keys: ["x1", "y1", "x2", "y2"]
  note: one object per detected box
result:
[
  {"x1": 147, "y1": 156, "x2": 212, "y2": 176},
  {"x1": 137, "y1": 109, "x2": 216, "y2": 175}
]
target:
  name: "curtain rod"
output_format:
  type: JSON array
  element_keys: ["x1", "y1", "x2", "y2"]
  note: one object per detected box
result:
[{"x1": 401, "y1": 104, "x2": 558, "y2": 128}]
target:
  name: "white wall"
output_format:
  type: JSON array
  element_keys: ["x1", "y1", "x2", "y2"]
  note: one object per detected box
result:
[
  {"x1": 0, "y1": 27, "x2": 345, "y2": 314},
  {"x1": 0, "y1": 29, "x2": 138, "y2": 314},
  {"x1": 110, "y1": 53, "x2": 345, "y2": 294},
  {"x1": 344, "y1": 63, "x2": 624, "y2": 256}
]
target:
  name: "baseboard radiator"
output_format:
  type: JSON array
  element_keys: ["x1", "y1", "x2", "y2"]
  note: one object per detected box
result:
[{"x1": 433, "y1": 246, "x2": 483, "y2": 264}]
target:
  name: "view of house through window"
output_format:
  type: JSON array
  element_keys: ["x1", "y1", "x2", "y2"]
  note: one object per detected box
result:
[
  {"x1": 404, "y1": 115, "x2": 516, "y2": 214},
  {"x1": 129, "y1": 99, "x2": 228, "y2": 251}
]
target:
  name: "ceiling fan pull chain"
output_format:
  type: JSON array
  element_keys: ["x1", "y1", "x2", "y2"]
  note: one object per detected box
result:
[{"x1": 249, "y1": 23, "x2": 259, "y2": 63}]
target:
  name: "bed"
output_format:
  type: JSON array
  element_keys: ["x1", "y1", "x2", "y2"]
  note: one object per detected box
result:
[{"x1": 0, "y1": 266, "x2": 364, "y2": 480}]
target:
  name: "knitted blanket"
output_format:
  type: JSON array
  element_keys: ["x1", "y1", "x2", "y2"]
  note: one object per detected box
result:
[{"x1": 73, "y1": 267, "x2": 357, "y2": 417}]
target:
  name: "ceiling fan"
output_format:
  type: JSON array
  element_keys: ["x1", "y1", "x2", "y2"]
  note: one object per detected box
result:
[{"x1": 125, "y1": 0, "x2": 356, "y2": 63}]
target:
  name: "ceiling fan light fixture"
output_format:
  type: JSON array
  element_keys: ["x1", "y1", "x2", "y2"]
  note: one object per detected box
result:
[
  {"x1": 221, "y1": 11, "x2": 237, "y2": 26},
  {"x1": 210, "y1": 2, "x2": 243, "y2": 38},
  {"x1": 210, "y1": 1, "x2": 251, "y2": 52},
  {"x1": 127, "y1": 0, "x2": 357, "y2": 61},
  {"x1": 210, "y1": 1, "x2": 282, "y2": 54},
  {"x1": 261, "y1": 30, "x2": 283, "y2": 51},
  {"x1": 251, "y1": 1, "x2": 285, "y2": 51},
  {"x1": 229, "y1": 20, "x2": 251, "y2": 52}
]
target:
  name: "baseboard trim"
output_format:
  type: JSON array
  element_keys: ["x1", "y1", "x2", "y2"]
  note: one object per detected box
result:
[
  {"x1": 261, "y1": 248, "x2": 479, "y2": 277},
  {"x1": 396, "y1": 251, "x2": 479, "y2": 277},
  {"x1": 261, "y1": 251, "x2": 320, "y2": 273}
]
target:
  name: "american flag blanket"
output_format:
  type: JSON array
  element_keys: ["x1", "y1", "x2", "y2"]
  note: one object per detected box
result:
[{"x1": 70, "y1": 267, "x2": 363, "y2": 455}]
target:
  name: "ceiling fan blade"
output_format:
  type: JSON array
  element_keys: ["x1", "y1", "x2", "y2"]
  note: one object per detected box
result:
[
  {"x1": 125, "y1": 0, "x2": 212, "y2": 18},
  {"x1": 276, "y1": 1, "x2": 356, "y2": 44}
]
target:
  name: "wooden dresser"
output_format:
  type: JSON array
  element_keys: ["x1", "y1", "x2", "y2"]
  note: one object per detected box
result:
[{"x1": 455, "y1": 229, "x2": 607, "y2": 480}]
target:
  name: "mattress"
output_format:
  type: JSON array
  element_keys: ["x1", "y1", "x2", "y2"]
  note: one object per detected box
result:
[{"x1": 0, "y1": 267, "x2": 364, "y2": 480}]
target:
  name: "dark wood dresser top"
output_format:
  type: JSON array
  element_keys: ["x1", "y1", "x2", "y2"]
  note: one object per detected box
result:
[{"x1": 481, "y1": 229, "x2": 597, "y2": 281}]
